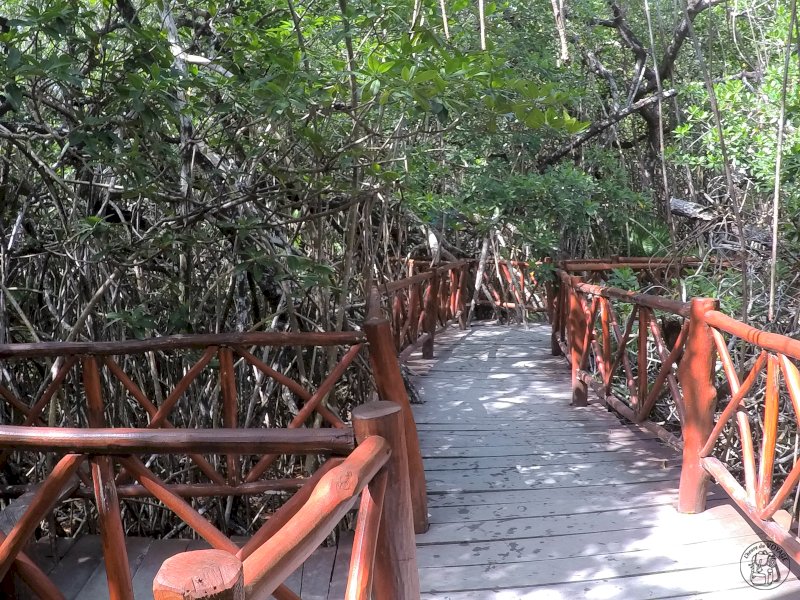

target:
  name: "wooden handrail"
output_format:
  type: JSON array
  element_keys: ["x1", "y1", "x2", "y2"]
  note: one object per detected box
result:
[
  {"x1": 561, "y1": 258, "x2": 704, "y2": 272},
  {"x1": 0, "y1": 425, "x2": 355, "y2": 455},
  {"x1": 152, "y1": 435, "x2": 392, "y2": 600},
  {"x1": 374, "y1": 260, "x2": 474, "y2": 358},
  {"x1": 704, "y1": 309, "x2": 800, "y2": 360},
  {"x1": 243, "y1": 436, "x2": 390, "y2": 598},
  {"x1": 560, "y1": 269, "x2": 690, "y2": 316},
  {"x1": 382, "y1": 271, "x2": 432, "y2": 293},
  {"x1": 0, "y1": 330, "x2": 365, "y2": 359}
]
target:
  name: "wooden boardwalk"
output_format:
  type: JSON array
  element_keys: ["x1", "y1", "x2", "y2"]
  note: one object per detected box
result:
[
  {"x1": 19, "y1": 321, "x2": 800, "y2": 598},
  {"x1": 408, "y1": 322, "x2": 800, "y2": 599}
]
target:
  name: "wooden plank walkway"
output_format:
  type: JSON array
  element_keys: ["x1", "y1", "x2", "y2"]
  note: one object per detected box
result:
[
  {"x1": 18, "y1": 321, "x2": 800, "y2": 598},
  {"x1": 407, "y1": 322, "x2": 800, "y2": 600}
]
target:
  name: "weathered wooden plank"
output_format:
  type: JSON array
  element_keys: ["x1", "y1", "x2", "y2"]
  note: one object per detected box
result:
[
  {"x1": 421, "y1": 439, "x2": 669, "y2": 458},
  {"x1": 283, "y1": 566, "x2": 302, "y2": 596},
  {"x1": 667, "y1": 579, "x2": 800, "y2": 599},
  {"x1": 418, "y1": 533, "x2": 770, "y2": 591},
  {"x1": 415, "y1": 419, "x2": 633, "y2": 431},
  {"x1": 419, "y1": 498, "x2": 740, "y2": 545},
  {"x1": 27, "y1": 536, "x2": 73, "y2": 575},
  {"x1": 414, "y1": 414, "x2": 624, "y2": 423},
  {"x1": 130, "y1": 538, "x2": 190, "y2": 599},
  {"x1": 413, "y1": 375, "x2": 570, "y2": 385},
  {"x1": 299, "y1": 543, "x2": 336, "y2": 599},
  {"x1": 426, "y1": 479, "x2": 684, "y2": 511},
  {"x1": 426, "y1": 488, "x2": 722, "y2": 524},
  {"x1": 423, "y1": 449, "x2": 675, "y2": 471},
  {"x1": 419, "y1": 561, "x2": 800, "y2": 599},
  {"x1": 46, "y1": 536, "x2": 105, "y2": 600},
  {"x1": 425, "y1": 464, "x2": 680, "y2": 493},
  {"x1": 418, "y1": 430, "x2": 659, "y2": 448},
  {"x1": 417, "y1": 510, "x2": 767, "y2": 569},
  {"x1": 73, "y1": 536, "x2": 150, "y2": 599},
  {"x1": 326, "y1": 532, "x2": 353, "y2": 600},
  {"x1": 413, "y1": 408, "x2": 618, "y2": 422}
]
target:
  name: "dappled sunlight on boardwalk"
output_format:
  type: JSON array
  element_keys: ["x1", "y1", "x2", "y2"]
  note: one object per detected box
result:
[{"x1": 408, "y1": 322, "x2": 800, "y2": 599}]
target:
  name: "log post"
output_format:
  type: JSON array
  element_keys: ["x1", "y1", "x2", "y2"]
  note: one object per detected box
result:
[
  {"x1": 677, "y1": 297, "x2": 719, "y2": 514},
  {"x1": 409, "y1": 282, "x2": 421, "y2": 342},
  {"x1": 543, "y1": 257, "x2": 554, "y2": 322},
  {"x1": 364, "y1": 296, "x2": 429, "y2": 533},
  {"x1": 550, "y1": 281, "x2": 563, "y2": 357},
  {"x1": 153, "y1": 550, "x2": 243, "y2": 600},
  {"x1": 600, "y1": 299, "x2": 612, "y2": 393},
  {"x1": 83, "y1": 356, "x2": 134, "y2": 600},
  {"x1": 456, "y1": 264, "x2": 468, "y2": 329},
  {"x1": 352, "y1": 402, "x2": 420, "y2": 600},
  {"x1": 422, "y1": 270, "x2": 439, "y2": 359},
  {"x1": 568, "y1": 276, "x2": 588, "y2": 406},
  {"x1": 558, "y1": 269, "x2": 568, "y2": 350},
  {"x1": 637, "y1": 308, "x2": 649, "y2": 406},
  {"x1": 449, "y1": 267, "x2": 459, "y2": 322}
]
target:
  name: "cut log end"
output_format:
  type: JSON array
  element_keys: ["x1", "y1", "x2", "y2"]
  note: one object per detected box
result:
[
  {"x1": 352, "y1": 400, "x2": 402, "y2": 420},
  {"x1": 153, "y1": 549, "x2": 243, "y2": 600}
]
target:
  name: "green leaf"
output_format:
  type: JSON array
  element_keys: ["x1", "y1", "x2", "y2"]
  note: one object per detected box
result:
[
  {"x1": 3, "y1": 82, "x2": 23, "y2": 110},
  {"x1": 6, "y1": 48, "x2": 22, "y2": 71}
]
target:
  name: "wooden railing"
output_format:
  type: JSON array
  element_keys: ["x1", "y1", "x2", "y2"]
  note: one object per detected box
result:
[
  {"x1": 379, "y1": 259, "x2": 472, "y2": 361},
  {"x1": 550, "y1": 259, "x2": 800, "y2": 566},
  {"x1": 550, "y1": 266, "x2": 690, "y2": 450},
  {"x1": 0, "y1": 301, "x2": 427, "y2": 598},
  {"x1": 8, "y1": 253, "x2": 729, "y2": 599},
  {"x1": 680, "y1": 302, "x2": 800, "y2": 563},
  {"x1": 386, "y1": 257, "x2": 551, "y2": 343},
  {"x1": 153, "y1": 402, "x2": 418, "y2": 600}
]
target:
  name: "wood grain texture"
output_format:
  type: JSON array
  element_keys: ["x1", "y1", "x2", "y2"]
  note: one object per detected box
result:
[
  {"x1": 153, "y1": 550, "x2": 243, "y2": 600},
  {"x1": 0, "y1": 425, "x2": 355, "y2": 455}
]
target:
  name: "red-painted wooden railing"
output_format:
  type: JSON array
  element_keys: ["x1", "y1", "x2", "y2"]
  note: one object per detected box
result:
[
  {"x1": 679, "y1": 303, "x2": 800, "y2": 564},
  {"x1": 378, "y1": 259, "x2": 473, "y2": 361},
  {"x1": 0, "y1": 331, "x2": 375, "y2": 600},
  {"x1": 9, "y1": 253, "x2": 760, "y2": 598},
  {"x1": 550, "y1": 258, "x2": 800, "y2": 567},
  {"x1": 550, "y1": 262, "x2": 691, "y2": 450},
  {"x1": 1, "y1": 257, "x2": 510, "y2": 599}
]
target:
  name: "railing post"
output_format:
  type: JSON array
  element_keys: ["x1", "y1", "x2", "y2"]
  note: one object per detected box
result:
[
  {"x1": 677, "y1": 297, "x2": 719, "y2": 514},
  {"x1": 568, "y1": 276, "x2": 588, "y2": 406},
  {"x1": 637, "y1": 308, "x2": 649, "y2": 404},
  {"x1": 449, "y1": 267, "x2": 458, "y2": 322},
  {"x1": 422, "y1": 270, "x2": 439, "y2": 359},
  {"x1": 456, "y1": 263, "x2": 468, "y2": 329},
  {"x1": 364, "y1": 296, "x2": 429, "y2": 534},
  {"x1": 600, "y1": 298, "x2": 612, "y2": 394},
  {"x1": 153, "y1": 549, "x2": 244, "y2": 600},
  {"x1": 543, "y1": 258, "x2": 554, "y2": 321},
  {"x1": 550, "y1": 280, "x2": 563, "y2": 357},
  {"x1": 352, "y1": 402, "x2": 421, "y2": 600}
]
